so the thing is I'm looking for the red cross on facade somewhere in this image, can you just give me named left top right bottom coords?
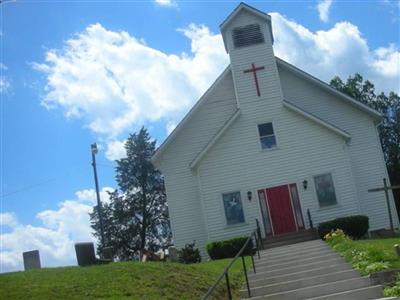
left=243, top=63, right=265, bottom=97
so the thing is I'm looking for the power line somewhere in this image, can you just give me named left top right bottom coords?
left=1, top=176, right=64, bottom=198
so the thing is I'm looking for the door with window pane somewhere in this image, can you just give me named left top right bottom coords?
left=258, top=183, right=305, bottom=236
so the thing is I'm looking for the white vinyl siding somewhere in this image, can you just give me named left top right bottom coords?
left=157, top=69, right=237, bottom=256
left=198, top=106, right=358, bottom=242
left=278, top=62, right=399, bottom=230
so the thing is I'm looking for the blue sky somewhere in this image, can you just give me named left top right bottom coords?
left=1, top=0, right=399, bottom=272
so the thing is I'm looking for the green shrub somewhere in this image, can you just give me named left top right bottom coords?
left=179, top=242, right=201, bottom=264
left=318, top=215, right=369, bottom=239
left=206, top=237, right=254, bottom=260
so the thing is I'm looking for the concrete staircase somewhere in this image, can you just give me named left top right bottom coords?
left=261, top=229, right=318, bottom=249
left=241, top=239, right=386, bottom=299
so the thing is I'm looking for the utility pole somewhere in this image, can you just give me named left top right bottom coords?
left=91, top=143, right=106, bottom=249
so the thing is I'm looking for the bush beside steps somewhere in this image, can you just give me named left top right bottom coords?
left=318, top=215, right=369, bottom=239
left=206, top=236, right=254, bottom=260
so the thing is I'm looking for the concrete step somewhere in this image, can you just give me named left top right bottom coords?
left=259, top=245, right=332, bottom=261
left=305, top=285, right=383, bottom=300
left=249, top=257, right=345, bottom=279
left=254, top=255, right=344, bottom=274
left=241, top=269, right=360, bottom=297
left=260, top=240, right=326, bottom=255
left=248, top=263, right=353, bottom=287
left=259, top=244, right=329, bottom=259
left=244, top=277, right=371, bottom=300
left=258, top=248, right=333, bottom=265
left=256, top=253, right=340, bottom=270
left=263, top=235, right=318, bottom=249
left=262, top=229, right=317, bottom=243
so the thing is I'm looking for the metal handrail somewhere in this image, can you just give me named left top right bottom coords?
left=201, top=229, right=261, bottom=300
left=307, top=209, right=313, bottom=229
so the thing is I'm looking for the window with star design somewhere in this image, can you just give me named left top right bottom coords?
left=222, top=191, right=245, bottom=225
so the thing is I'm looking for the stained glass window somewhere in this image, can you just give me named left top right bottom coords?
left=314, top=173, right=337, bottom=207
left=222, top=192, right=245, bottom=225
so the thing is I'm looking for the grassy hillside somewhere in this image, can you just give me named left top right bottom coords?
left=0, top=259, right=248, bottom=300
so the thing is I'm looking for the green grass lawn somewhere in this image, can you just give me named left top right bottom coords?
left=354, top=238, right=400, bottom=269
left=326, top=234, right=400, bottom=297
left=328, top=236, right=400, bottom=275
left=0, top=258, right=250, bottom=300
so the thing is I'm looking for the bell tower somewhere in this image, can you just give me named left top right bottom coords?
left=220, top=3, right=283, bottom=110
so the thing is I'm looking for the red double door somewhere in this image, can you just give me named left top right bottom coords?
left=261, top=184, right=304, bottom=235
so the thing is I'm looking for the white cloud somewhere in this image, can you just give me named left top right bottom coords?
left=166, top=121, right=177, bottom=135
left=270, top=13, right=400, bottom=93
left=0, top=63, right=10, bottom=94
left=317, top=0, right=333, bottom=23
left=0, top=77, right=10, bottom=93
left=105, top=140, right=126, bottom=161
left=0, top=187, right=113, bottom=273
left=34, top=16, right=399, bottom=154
left=0, top=212, right=18, bottom=228
left=154, top=0, right=177, bottom=7
left=34, top=23, right=227, bottom=140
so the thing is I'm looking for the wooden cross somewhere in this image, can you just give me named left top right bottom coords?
left=368, top=178, right=400, bottom=236
left=243, top=63, right=265, bottom=97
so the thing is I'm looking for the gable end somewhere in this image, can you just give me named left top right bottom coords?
left=152, top=66, right=234, bottom=166
left=276, top=57, right=382, bottom=121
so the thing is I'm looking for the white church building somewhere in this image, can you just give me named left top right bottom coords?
left=152, top=3, right=399, bottom=256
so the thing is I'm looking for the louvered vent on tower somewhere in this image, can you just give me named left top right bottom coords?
left=232, top=23, right=264, bottom=48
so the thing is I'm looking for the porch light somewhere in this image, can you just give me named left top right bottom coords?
left=247, top=191, right=252, bottom=201
left=303, top=180, right=308, bottom=190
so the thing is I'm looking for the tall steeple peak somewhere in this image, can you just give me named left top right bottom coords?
left=220, top=2, right=274, bottom=54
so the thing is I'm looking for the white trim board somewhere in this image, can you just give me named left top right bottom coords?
left=151, top=66, right=232, bottom=165
left=276, top=57, right=382, bottom=121
left=190, top=109, right=241, bottom=170
left=283, top=100, right=352, bottom=141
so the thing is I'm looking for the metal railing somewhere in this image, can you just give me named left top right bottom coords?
left=202, top=224, right=263, bottom=300
left=307, top=209, right=313, bottom=229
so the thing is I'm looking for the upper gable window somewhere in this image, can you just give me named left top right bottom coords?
left=232, top=23, right=264, bottom=49
left=258, top=122, right=276, bottom=149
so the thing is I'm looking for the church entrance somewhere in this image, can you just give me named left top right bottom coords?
left=258, top=183, right=305, bottom=236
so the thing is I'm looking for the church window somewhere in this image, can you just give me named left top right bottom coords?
left=314, top=173, right=337, bottom=207
left=258, top=122, right=276, bottom=149
left=232, top=23, right=264, bottom=48
left=222, top=191, right=245, bottom=225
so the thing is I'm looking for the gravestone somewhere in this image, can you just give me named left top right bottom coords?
left=23, top=250, right=41, bottom=270
left=75, top=242, right=97, bottom=266
left=395, top=244, right=400, bottom=257
left=168, top=246, right=179, bottom=262
left=101, top=246, right=114, bottom=261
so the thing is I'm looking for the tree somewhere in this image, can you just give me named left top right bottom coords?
left=330, top=74, right=400, bottom=219
left=90, top=127, right=172, bottom=260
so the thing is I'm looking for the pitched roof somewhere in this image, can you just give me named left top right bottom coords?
left=283, top=100, right=351, bottom=141
left=276, top=57, right=382, bottom=121
left=152, top=57, right=381, bottom=166
left=151, top=66, right=233, bottom=165
left=189, top=109, right=241, bottom=170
